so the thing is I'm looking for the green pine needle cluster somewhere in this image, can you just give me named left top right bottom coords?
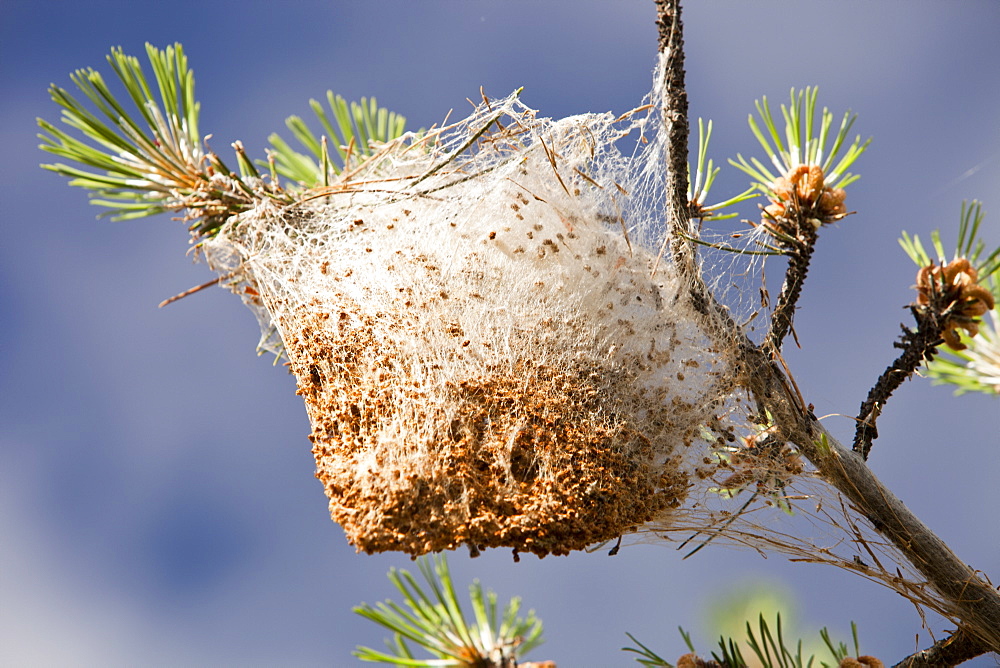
left=688, top=118, right=757, bottom=222
left=900, top=201, right=1000, bottom=395
left=353, top=555, right=544, bottom=667
left=268, top=92, right=407, bottom=188
left=623, top=615, right=861, bottom=668
left=355, top=556, right=867, bottom=668
left=38, top=43, right=408, bottom=240
left=899, top=200, right=1000, bottom=280
left=731, top=87, right=870, bottom=196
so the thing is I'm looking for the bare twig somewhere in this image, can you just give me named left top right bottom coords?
left=157, top=274, right=229, bottom=307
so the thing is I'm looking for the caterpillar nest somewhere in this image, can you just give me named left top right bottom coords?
left=202, top=88, right=743, bottom=558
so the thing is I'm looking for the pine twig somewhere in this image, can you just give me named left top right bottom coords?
left=764, top=216, right=819, bottom=353
left=852, top=308, right=943, bottom=459
left=732, top=89, right=868, bottom=354
left=854, top=256, right=995, bottom=460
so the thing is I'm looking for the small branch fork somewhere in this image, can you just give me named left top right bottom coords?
left=655, top=1, right=1000, bottom=664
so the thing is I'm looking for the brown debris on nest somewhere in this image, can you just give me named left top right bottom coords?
left=283, top=304, right=692, bottom=557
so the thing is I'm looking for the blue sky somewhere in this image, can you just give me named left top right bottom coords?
left=2, top=1, right=999, bottom=665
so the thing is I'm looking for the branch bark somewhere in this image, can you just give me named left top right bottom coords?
left=763, top=220, right=818, bottom=354
left=853, top=308, right=945, bottom=459
left=654, top=0, right=1000, bottom=661
left=893, top=629, right=987, bottom=668
left=746, top=343, right=1000, bottom=656
left=654, top=0, right=693, bottom=268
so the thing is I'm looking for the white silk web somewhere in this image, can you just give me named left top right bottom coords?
left=195, top=56, right=957, bottom=628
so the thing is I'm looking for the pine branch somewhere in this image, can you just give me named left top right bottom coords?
left=655, top=0, right=693, bottom=267
left=893, top=630, right=987, bottom=668
left=746, top=346, right=1000, bottom=654
left=654, top=1, right=1000, bottom=658
left=903, top=205, right=1000, bottom=396
left=731, top=88, right=869, bottom=353
left=654, top=0, right=745, bottom=360
left=38, top=43, right=409, bottom=242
